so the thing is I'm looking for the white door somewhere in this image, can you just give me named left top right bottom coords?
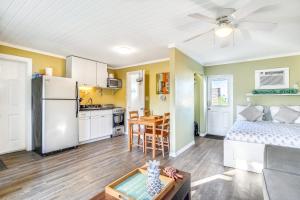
left=207, top=75, right=233, bottom=136
left=0, top=59, right=26, bottom=154
left=126, top=70, right=145, bottom=125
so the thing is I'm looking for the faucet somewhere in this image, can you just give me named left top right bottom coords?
left=87, top=98, right=93, bottom=105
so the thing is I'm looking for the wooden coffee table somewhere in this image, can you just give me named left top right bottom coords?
left=91, top=169, right=191, bottom=200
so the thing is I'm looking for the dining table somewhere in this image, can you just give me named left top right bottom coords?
left=127, top=115, right=163, bottom=159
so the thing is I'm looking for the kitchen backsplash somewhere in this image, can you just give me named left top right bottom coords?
left=79, top=87, right=117, bottom=105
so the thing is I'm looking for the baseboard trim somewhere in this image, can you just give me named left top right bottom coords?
left=170, top=140, right=195, bottom=158
left=79, top=135, right=111, bottom=145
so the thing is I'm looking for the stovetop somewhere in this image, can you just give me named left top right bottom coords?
left=113, top=107, right=125, bottom=114
left=80, top=104, right=115, bottom=111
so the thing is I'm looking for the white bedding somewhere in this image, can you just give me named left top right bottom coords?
left=225, top=120, right=300, bottom=148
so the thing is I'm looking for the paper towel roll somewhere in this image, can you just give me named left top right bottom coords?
left=45, top=67, right=53, bottom=76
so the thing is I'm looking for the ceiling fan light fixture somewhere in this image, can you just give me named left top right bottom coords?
left=215, top=24, right=233, bottom=38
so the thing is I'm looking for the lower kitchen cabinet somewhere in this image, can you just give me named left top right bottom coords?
left=79, top=111, right=91, bottom=142
left=79, top=110, right=113, bottom=143
left=90, top=111, right=101, bottom=139
left=100, top=114, right=113, bottom=136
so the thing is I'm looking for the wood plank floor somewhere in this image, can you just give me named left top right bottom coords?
left=0, top=136, right=263, bottom=200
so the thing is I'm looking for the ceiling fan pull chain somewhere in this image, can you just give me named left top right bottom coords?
left=213, top=32, right=216, bottom=48
left=233, top=30, right=235, bottom=47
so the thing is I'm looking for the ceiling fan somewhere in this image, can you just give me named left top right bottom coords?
left=183, top=0, right=278, bottom=45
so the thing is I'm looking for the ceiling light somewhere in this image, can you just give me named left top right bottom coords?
left=215, top=24, right=233, bottom=38
left=113, top=46, right=135, bottom=55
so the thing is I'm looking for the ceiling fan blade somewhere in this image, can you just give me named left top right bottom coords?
left=239, top=21, right=277, bottom=31
left=189, top=0, right=221, bottom=18
left=238, top=28, right=252, bottom=40
left=231, top=0, right=277, bottom=21
left=216, top=34, right=233, bottom=48
left=219, top=38, right=231, bottom=48
left=183, top=29, right=214, bottom=43
left=188, top=13, right=216, bottom=24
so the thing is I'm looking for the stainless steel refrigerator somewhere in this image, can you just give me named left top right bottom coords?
left=32, top=76, right=79, bottom=155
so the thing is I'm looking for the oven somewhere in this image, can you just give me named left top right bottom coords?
left=112, top=107, right=125, bottom=136
left=113, top=112, right=124, bottom=127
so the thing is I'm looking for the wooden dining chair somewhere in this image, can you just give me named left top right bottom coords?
left=129, top=111, right=144, bottom=151
left=144, top=109, right=150, bottom=116
left=144, top=112, right=170, bottom=157
left=156, top=112, right=170, bottom=157
left=143, top=109, right=153, bottom=132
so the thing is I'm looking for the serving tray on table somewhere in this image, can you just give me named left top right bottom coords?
left=105, top=168, right=175, bottom=200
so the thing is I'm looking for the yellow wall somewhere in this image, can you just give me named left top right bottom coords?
left=169, top=48, right=204, bottom=154
left=0, top=45, right=65, bottom=76
left=0, top=45, right=117, bottom=105
left=205, top=55, right=300, bottom=119
left=80, top=61, right=170, bottom=111
left=79, top=69, right=117, bottom=105
left=0, top=45, right=170, bottom=111
left=79, top=87, right=117, bottom=105
left=113, top=61, right=170, bottom=115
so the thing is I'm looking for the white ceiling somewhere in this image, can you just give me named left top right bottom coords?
left=1, top=0, right=300, bottom=67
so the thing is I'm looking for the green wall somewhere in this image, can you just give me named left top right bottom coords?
left=170, top=48, right=204, bottom=155
left=194, top=74, right=201, bottom=130
left=205, top=55, right=300, bottom=119
left=194, top=73, right=205, bottom=133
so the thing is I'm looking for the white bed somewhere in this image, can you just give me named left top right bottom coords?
left=226, top=120, right=300, bottom=147
left=224, top=106, right=300, bottom=173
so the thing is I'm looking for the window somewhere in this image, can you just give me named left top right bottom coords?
left=211, top=79, right=229, bottom=106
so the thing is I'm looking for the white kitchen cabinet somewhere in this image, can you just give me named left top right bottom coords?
left=78, top=111, right=91, bottom=142
left=96, top=62, right=108, bottom=88
left=66, top=56, right=97, bottom=86
left=78, top=110, right=112, bottom=143
left=100, top=113, right=113, bottom=137
left=90, top=111, right=101, bottom=139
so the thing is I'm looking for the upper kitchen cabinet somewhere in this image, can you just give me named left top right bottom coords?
left=66, top=56, right=97, bottom=86
left=66, top=56, right=108, bottom=87
left=96, top=62, right=108, bottom=88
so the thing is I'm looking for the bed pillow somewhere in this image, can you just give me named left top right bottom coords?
left=237, top=105, right=264, bottom=121
left=239, top=106, right=263, bottom=122
left=270, top=106, right=300, bottom=123
left=296, top=113, right=300, bottom=124
left=273, top=106, right=300, bottom=124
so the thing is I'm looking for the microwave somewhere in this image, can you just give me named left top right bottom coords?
left=107, top=78, right=122, bottom=88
